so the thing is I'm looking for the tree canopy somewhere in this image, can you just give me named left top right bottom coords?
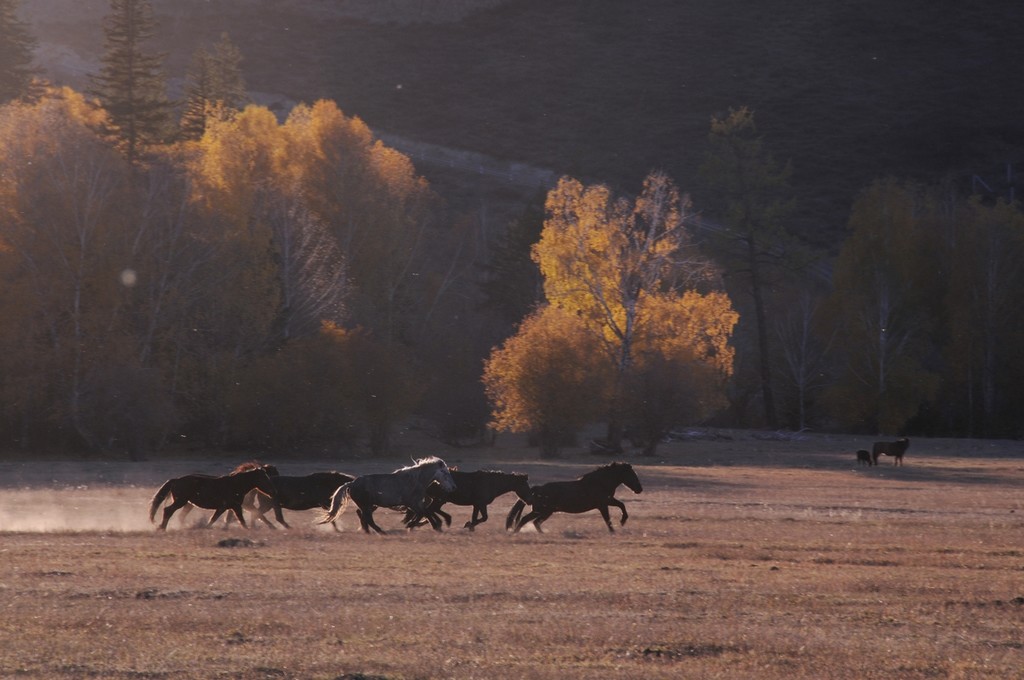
left=483, top=171, right=738, bottom=456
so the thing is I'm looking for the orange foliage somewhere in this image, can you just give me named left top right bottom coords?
left=482, top=306, right=611, bottom=440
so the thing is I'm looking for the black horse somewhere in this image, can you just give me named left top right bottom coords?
left=149, top=465, right=278, bottom=531
left=872, top=437, right=910, bottom=466
left=404, top=470, right=532, bottom=531
left=246, top=471, right=357, bottom=530
left=505, top=462, right=643, bottom=533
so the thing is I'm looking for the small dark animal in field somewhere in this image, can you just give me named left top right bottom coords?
left=872, top=437, right=910, bottom=466
left=317, top=456, right=457, bottom=534
left=856, top=449, right=873, bottom=466
left=506, top=461, right=643, bottom=534
left=148, top=464, right=277, bottom=530
left=404, top=469, right=532, bottom=531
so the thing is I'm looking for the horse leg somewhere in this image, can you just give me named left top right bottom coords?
left=229, top=505, right=249, bottom=529
left=364, top=510, right=386, bottom=535
left=252, top=508, right=277, bottom=529
left=608, top=498, right=628, bottom=526
left=426, top=511, right=444, bottom=532
left=269, top=503, right=289, bottom=529
left=439, top=508, right=452, bottom=527
left=159, top=498, right=188, bottom=531
left=598, top=504, right=615, bottom=533
left=466, top=505, right=488, bottom=530
left=404, top=510, right=431, bottom=529
left=357, top=506, right=385, bottom=534
left=207, top=508, right=227, bottom=526
left=531, top=511, right=552, bottom=533
left=515, top=509, right=548, bottom=533
left=505, top=500, right=526, bottom=531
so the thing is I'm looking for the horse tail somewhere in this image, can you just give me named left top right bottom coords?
left=505, top=498, right=526, bottom=532
left=149, top=479, right=174, bottom=523
left=318, top=482, right=352, bottom=525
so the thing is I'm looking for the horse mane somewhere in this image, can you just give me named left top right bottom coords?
left=580, top=461, right=630, bottom=480
left=395, top=456, right=446, bottom=472
left=230, top=460, right=278, bottom=476
left=476, top=469, right=524, bottom=477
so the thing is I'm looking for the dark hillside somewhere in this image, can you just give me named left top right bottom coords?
left=230, top=0, right=1024, bottom=246
left=30, top=0, right=1024, bottom=247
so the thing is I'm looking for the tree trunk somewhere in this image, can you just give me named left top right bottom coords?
left=748, top=243, right=777, bottom=428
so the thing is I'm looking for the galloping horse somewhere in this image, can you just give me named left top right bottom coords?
left=404, top=469, right=531, bottom=531
left=318, top=456, right=457, bottom=534
left=245, top=471, right=356, bottom=530
left=872, top=437, right=910, bottom=466
left=149, top=464, right=277, bottom=530
left=177, top=464, right=355, bottom=530
left=506, top=462, right=643, bottom=533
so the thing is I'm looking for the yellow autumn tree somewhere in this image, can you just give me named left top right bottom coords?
left=188, top=99, right=433, bottom=451
left=624, top=290, right=737, bottom=454
left=482, top=306, right=611, bottom=457
left=534, top=171, right=736, bottom=451
left=268, top=100, right=436, bottom=340
left=485, top=171, right=737, bottom=455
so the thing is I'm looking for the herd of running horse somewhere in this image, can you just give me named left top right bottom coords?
left=148, top=457, right=645, bottom=535
left=148, top=437, right=907, bottom=534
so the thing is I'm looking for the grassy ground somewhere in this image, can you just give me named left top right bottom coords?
left=1, top=431, right=1021, bottom=678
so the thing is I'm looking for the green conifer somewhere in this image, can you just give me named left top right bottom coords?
left=0, top=0, right=38, bottom=104
left=89, top=0, right=171, bottom=163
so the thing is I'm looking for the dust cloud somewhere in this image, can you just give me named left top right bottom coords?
left=0, top=487, right=156, bottom=532
left=0, top=458, right=240, bottom=533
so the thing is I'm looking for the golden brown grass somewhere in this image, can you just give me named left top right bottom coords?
left=0, top=431, right=1022, bottom=678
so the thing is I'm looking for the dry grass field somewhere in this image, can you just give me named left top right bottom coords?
left=1, top=431, right=1022, bottom=679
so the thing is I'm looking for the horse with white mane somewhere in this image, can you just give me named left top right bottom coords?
left=318, top=456, right=456, bottom=534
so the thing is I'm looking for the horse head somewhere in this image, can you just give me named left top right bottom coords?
left=511, top=473, right=532, bottom=502
left=616, top=462, right=643, bottom=494
left=250, top=467, right=278, bottom=498
left=431, top=460, right=457, bottom=494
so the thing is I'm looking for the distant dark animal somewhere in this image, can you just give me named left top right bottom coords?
left=872, top=437, right=910, bottom=466
left=148, top=465, right=278, bottom=530
left=856, top=449, right=873, bottom=466
left=505, top=462, right=643, bottom=534
left=404, top=470, right=532, bottom=531
left=317, top=456, right=457, bottom=534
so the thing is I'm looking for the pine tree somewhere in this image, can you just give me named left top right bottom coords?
left=89, top=0, right=171, bottom=163
left=0, top=0, right=37, bottom=104
left=179, top=32, right=248, bottom=141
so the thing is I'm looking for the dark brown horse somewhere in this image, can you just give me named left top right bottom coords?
left=149, top=465, right=277, bottom=530
left=872, top=437, right=909, bottom=466
left=505, top=462, right=643, bottom=533
left=856, top=449, right=873, bottom=466
left=404, top=469, right=532, bottom=531
left=245, top=471, right=356, bottom=530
